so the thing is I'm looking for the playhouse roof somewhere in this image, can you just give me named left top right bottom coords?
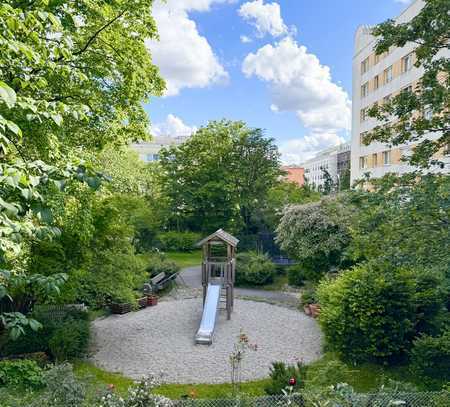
left=196, top=229, right=239, bottom=247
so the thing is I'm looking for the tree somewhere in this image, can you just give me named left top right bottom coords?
left=365, top=0, right=449, bottom=168
left=321, top=167, right=336, bottom=195
left=0, top=0, right=164, bottom=336
left=159, top=120, right=281, bottom=233
left=348, top=173, right=450, bottom=272
left=276, top=196, right=353, bottom=276
left=260, top=181, right=320, bottom=231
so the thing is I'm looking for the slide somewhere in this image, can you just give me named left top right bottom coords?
left=195, top=284, right=221, bottom=345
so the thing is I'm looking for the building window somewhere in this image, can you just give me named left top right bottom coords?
left=372, top=153, right=378, bottom=167
left=382, top=150, right=391, bottom=165
left=384, top=66, right=393, bottom=84
left=361, top=57, right=370, bottom=74
left=359, top=156, right=368, bottom=169
left=361, top=82, right=369, bottom=98
left=424, top=106, right=433, bottom=120
left=402, top=84, right=413, bottom=94
left=373, top=75, right=380, bottom=90
left=374, top=53, right=380, bottom=65
left=402, top=53, right=413, bottom=73
left=360, top=108, right=368, bottom=122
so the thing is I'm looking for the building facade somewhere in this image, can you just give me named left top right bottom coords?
left=351, top=0, right=449, bottom=184
left=302, top=142, right=350, bottom=190
left=280, top=166, right=305, bottom=186
left=130, top=134, right=190, bottom=163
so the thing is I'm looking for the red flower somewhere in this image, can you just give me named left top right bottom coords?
left=289, top=377, right=296, bottom=386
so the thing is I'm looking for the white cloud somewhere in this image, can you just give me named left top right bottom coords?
left=152, top=114, right=197, bottom=137
left=279, top=132, right=345, bottom=165
left=146, top=0, right=230, bottom=96
left=240, top=35, right=252, bottom=43
left=238, top=0, right=288, bottom=38
left=242, top=37, right=351, bottom=132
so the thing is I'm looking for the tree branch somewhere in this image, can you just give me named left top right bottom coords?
left=72, top=10, right=127, bottom=58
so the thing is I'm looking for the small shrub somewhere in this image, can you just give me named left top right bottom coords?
left=49, top=319, right=90, bottom=361
left=264, top=361, right=306, bottom=395
left=306, top=359, right=353, bottom=388
left=0, top=359, right=45, bottom=389
left=32, top=363, right=86, bottom=407
left=146, top=252, right=180, bottom=277
left=301, top=287, right=317, bottom=306
left=157, top=231, right=201, bottom=252
left=410, top=329, right=450, bottom=380
left=235, top=252, right=275, bottom=286
left=287, top=265, right=308, bottom=287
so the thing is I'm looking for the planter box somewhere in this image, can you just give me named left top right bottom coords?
left=147, top=295, right=158, bottom=306
left=110, top=302, right=132, bottom=314
left=137, top=297, right=148, bottom=309
left=309, top=303, right=321, bottom=318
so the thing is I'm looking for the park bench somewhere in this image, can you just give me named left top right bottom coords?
left=147, top=272, right=178, bottom=293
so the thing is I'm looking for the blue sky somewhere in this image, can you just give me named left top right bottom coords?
left=144, top=0, right=412, bottom=163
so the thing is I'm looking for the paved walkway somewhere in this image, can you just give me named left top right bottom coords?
left=177, top=266, right=299, bottom=307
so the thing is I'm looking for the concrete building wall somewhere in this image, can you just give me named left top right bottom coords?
left=130, top=135, right=190, bottom=163
left=351, top=0, right=450, bottom=184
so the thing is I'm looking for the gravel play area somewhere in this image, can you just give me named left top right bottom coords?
left=90, top=298, right=322, bottom=384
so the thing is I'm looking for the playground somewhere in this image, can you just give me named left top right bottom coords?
left=89, top=229, right=322, bottom=384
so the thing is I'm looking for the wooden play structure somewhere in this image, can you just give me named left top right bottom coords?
left=197, top=229, right=238, bottom=320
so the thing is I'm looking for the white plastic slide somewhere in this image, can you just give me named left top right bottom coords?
left=195, top=283, right=221, bottom=345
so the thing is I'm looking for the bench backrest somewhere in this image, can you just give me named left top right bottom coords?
left=151, top=272, right=166, bottom=285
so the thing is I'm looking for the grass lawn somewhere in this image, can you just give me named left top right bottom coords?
left=72, top=352, right=445, bottom=400
left=165, top=250, right=202, bottom=268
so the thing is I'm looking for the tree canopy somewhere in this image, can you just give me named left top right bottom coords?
left=159, top=120, right=281, bottom=234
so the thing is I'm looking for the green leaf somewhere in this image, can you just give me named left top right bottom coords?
left=0, top=81, right=16, bottom=108
left=5, top=120, right=22, bottom=137
left=28, top=318, right=43, bottom=332
left=0, top=197, right=19, bottom=216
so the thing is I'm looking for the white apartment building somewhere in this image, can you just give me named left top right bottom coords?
left=351, top=0, right=450, bottom=184
left=130, top=134, right=190, bottom=163
left=302, top=142, right=350, bottom=190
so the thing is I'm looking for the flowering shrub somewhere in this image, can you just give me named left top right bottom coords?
left=98, top=377, right=173, bottom=407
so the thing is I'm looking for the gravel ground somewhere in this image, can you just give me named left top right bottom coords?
left=90, top=298, right=322, bottom=384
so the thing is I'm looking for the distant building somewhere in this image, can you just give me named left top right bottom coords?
left=281, top=166, right=305, bottom=186
left=351, top=0, right=450, bottom=184
left=130, top=134, right=190, bottom=163
left=301, top=142, right=351, bottom=190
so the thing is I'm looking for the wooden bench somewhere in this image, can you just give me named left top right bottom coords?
left=148, top=272, right=178, bottom=293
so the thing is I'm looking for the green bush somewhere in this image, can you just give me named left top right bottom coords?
left=265, top=361, right=306, bottom=395
left=301, top=287, right=317, bottom=306
left=146, top=252, right=180, bottom=278
left=0, top=308, right=90, bottom=361
left=317, top=262, right=419, bottom=362
left=287, top=265, right=308, bottom=287
left=0, top=359, right=45, bottom=389
left=410, top=329, right=450, bottom=380
left=49, top=318, right=90, bottom=361
left=157, top=231, right=201, bottom=252
left=235, top=251, right=275, bottom=286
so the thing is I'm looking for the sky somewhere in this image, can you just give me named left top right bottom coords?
left=143, top=0, right=413, bottom=164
